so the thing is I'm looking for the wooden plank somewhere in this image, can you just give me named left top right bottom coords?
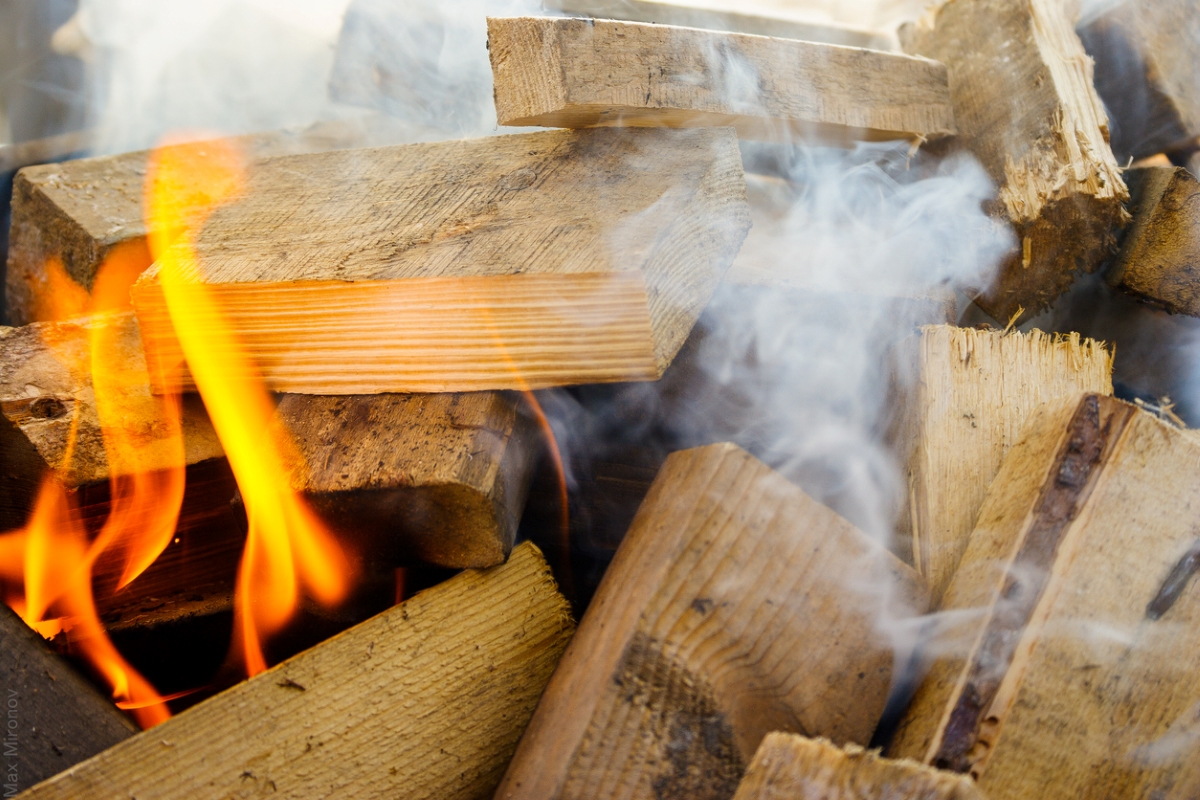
left=19, top=541, right=575, bottom=800
left=131, top=127, right=750, bottom=394
left=900, top=0, right=1129, bottom=321
left=1106, top=166, right=1200, bottom=316
left=488, top=17, right=954, bottom=144
left=732, top=732, right=984, bottom=800
left=892, top=325, right=1113, bottom=601
left=496, top=443, right=930, bottom=800
left=0, top=603, right=137, bottom=795
left=543, top=0, right=894, bottom=49
left=889, top=394, right=1200, bottom=798
left=5, top=119, right=410, bottom=326
left=1078, top=0, right=1200, bottom=162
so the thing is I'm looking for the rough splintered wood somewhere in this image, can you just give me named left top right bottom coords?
left=890, top=394, right=1200, bottom=798
left=488, top=17, right=954, bottom=144
left=19, top=541, right=575, bottom=800
left=1077, top=0, right=1200, bottom=162
left=0, top=603, right=137, bottom=794
left=543, top=0, right=894, bottom=50
left=1107, top=166, right=1200, bottom=316
left=5, top=120, right=408, bottom=327
left=131, top=127, right=749, bottom=394
left=276, top=391, right=538, bottom=568
left=901, top=0, right=1129, bottom=321
left=893, top=325, right=1112, bottom=602
left=496, top=443, right=930, bottom=800
left=732, top=732, right=984, bottom=800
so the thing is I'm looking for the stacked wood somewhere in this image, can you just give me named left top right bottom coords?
left=1106, top=166, right=1200, bottom=316
left=487, top=17, right=954, bottom=144
left=5, top=119, right=408, bottom=327
left=543, top=0, right=894, bottom=50
left=19, top=542, right=575, bottom=800
left=497, top=443, right=930, bottom=800
left=1077, top=0, right=1200, bottom=162
left=890, top=394, right=1200, bottom=798
left=892, top=325, right=1113, bottom=601
left=131, top=127, right=750, bottom=394
left=0, top=603, right=137, bottom=794
left=732, top=732, right=984, bottom=800
left=900, top=0, right=1129, bottom=321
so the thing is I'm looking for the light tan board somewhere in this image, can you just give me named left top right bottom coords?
left=732, top=732, right=984, bottom=800
left=131, top=127, right=749, bottom=394
left=19, top=542, right=575, bottom=800
left=1107, top=166, right=1200, bottom=317
left=891, top=394, right=1200, bottom=799
left=488, top=17, right=954, bottom=143
left=543, top=0, right=893, bottom=49
left=893, top=325, right=1112, bottom=601
left=901, top=0, right=1128, bottom=321
left=496, top=443, right=930, bottom=800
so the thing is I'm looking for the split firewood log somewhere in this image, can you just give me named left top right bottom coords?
left=732, top=732, right=984, bottom=800
left=488, top=17, right=954, bottom=144
left=0, top=603, right=137, bottom=792
left=18, top=542, right=575, bottom=800
left=890, top=393, right=1200, bottom=799
left=900, top=0, right=1129, bottom=321
left=497, top=443, right=930, bottom=800
left=891, top=324, right=1113, bottom=601
left=1107, top=166, right=1200, bottom=316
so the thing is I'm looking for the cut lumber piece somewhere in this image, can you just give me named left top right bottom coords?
left=487, top=17, right=954, bottom=144
left=1107, top=166, right=1200, bottom=316
left=900, top=0, right=1129, bottom=321
left=0, top=603, right=137, bottom=794
left=892, top=325, right=1113, bottom=601
left=496, top=443, right=930, bottom=800
left=732, top=732, right=984, bottom=800
left=889, top=393, right=1200, bottom=798
left=543, top=0, right=894, bottom=49
left=1077, top=0, right=1200, bottom=162
left=5, top=118, right=411, bottom=326
left=20, top=541, right=575, bottom=800
left=132, top=127, right=749, bottom=394
left=276, top=391, right=539, bottom=568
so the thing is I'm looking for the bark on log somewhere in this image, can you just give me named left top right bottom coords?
left=497, top=443, right=930, bottom=800
left=19, top=541, right=575, bottom=800
left=890, top=393, right=1200, bottom=799
left=892, top=325, right=1113, bottom=601
left=488, top=17, right=955, bottom=144
left=732, top=732, right=984, bottom=800
left=900, top=0, right=1129, bottom=321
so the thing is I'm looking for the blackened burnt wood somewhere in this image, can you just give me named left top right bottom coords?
left=1107, top=166, right=1200, bottom=316
left=901, top=0, right=1128, bottom=321
left=496, top=443, right=930, bottom=800
left=890, top=394, right=1200, bottom=799
left=0, top=603, right=136, bottom=794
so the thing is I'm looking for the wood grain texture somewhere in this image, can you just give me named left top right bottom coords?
left=1107, top=166, right=1200, bottom=316
left=5, top=121, right=407, bottom=327
left=543, top=0, right=893, bottom=49
left=0, top=603, right=137, bottom=795
left=893, top=325, right=1112, bottom=602
left=901, top=0, right=1129, bottom=321
left=732, top=732, right=984, bottom=800
left=496, top=443, right=930, bottom=800
left=19, top=541, right=575, bottom=800
left=131, top=127, right=750, bottom=393
left=488, top=17, right=954, bottom=143
left=890, top=394, right=1200, bottom=799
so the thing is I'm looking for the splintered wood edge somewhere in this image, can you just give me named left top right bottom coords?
left=20, top=542, right=575, bottom=800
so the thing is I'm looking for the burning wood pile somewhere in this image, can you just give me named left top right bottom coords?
left=1, top=0, right=1199, bottom=798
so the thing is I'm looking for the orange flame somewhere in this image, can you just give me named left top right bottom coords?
left=144, top=138, right=352, bottom=676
